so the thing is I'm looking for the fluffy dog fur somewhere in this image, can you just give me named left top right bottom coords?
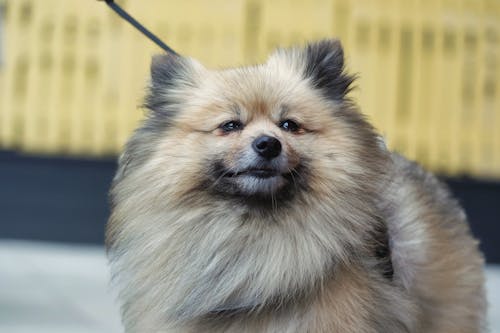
left=107, top=40, right=486, bottom=332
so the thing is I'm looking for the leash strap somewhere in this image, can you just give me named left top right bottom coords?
left=99, top=0, right=179, bottom=56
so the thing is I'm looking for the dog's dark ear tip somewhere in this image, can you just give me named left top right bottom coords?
left=307, top=39, right=343, bottom=53
left=150, top=53, right=185, bottom=86
left=151, top=53, right=181, bottom=68
left=305, top=39, right=344, bottom=68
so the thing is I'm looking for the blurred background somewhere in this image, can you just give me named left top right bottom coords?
left=0, top=0, right=499, bottom=332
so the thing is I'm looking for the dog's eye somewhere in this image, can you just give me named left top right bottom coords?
left=279, top=119, right=300, bottom=132
left=220, top=120, right=243, bottom=132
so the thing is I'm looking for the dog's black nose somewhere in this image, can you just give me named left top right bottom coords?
left=252, top=135, right=282, bottom=159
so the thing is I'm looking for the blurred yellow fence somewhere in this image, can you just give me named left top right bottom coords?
left=0, top=0, right=499, bottom=178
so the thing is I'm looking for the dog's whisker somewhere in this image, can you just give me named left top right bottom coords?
left=209, top=169, right=233, bottom=191
left=288, top=167, right=299, bottom=191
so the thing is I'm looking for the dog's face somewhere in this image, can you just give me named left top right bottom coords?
left=167, top=65, right=332, bottom=201
left=116, top=40, right=386, bottom=212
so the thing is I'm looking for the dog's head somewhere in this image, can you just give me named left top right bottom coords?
left=114, top=39, right=387, bottom=211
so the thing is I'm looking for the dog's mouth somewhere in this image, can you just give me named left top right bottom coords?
left=224, top=168, right=281, bottom=179
left=208, top=161, right=308, bottom=202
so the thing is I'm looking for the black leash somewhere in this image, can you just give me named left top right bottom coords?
left=98, top=0, right=179, bottom=56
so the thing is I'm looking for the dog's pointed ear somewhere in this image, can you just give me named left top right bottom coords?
left=145, top=53, right=203, bottom=111
left=150, top=54, right=191, bottom=87
left=303, top=40, right=355, bottom=100
left=270, top=39, right=355, bottom=101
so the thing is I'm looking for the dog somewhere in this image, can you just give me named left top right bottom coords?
left=107, top=39, right=486, bottom=332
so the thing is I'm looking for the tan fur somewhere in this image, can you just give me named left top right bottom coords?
left=107, top=40, right=486, bottom=332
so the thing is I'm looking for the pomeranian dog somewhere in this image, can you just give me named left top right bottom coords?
left=107, top=40, right=486, bottom=332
